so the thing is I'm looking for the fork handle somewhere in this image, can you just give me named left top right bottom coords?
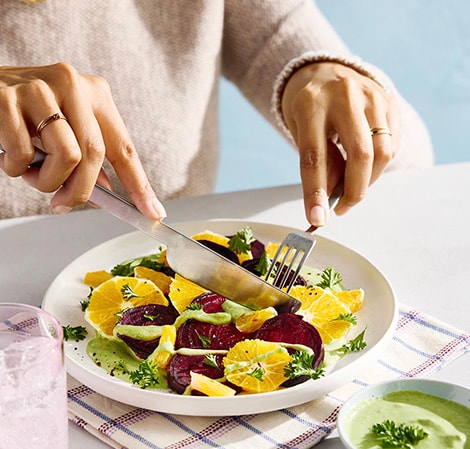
left=305, top=180, right=343, bottom=233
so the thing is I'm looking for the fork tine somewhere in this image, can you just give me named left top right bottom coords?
left=265, top=237, right=316, bottom=292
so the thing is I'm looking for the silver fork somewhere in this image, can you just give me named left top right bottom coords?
left=264, top=182, right=343, bottom=292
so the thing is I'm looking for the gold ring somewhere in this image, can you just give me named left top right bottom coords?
left=36, top=112, right=68, bottom=139
left=370, top=127, right=392, bottom=137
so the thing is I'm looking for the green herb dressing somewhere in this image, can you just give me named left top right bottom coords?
left=344, top=390, right=470, bottom=449
left=87, top=335, right=144, bottom=383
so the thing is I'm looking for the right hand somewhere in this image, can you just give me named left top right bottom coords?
left=0, top=62, right=166, bottom=219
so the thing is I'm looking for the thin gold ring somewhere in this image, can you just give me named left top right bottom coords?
left=370, top=127, right=392, bottom=137
left=36, top=112, right=68, bottom=139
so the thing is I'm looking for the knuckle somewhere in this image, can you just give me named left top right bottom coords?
left=84, top=138, right=106, bottom=164
left=299, top=147, right=322, bottom=171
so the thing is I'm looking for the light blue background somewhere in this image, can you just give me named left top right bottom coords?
left=216, top=0, right=470, bottom=193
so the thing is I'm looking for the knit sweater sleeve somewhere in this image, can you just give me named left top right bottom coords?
left=222, top=0, right=388, bottom=129
left=222, top=0, right=433, bottom=168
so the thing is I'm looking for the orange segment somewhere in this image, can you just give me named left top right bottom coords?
left=223, top=339, right=292, bottom=393
left=83, top=270, right=113, bottom=287
left=192, top=230, right=251, bottom=263
left=192, top=230, right=230, bottom=248
left=134, top=266, right=172, bottom=295
left=189, top=372, right=236, bottom=397
left=85, top=276, right=167, bottom=337
left=235, top=307, right=277, bottom=333
left=289, top=285, right=353, bottom=343
left=335, top=288, right=364, bottom=313
left=168, top=274, right=207, bottom=313
left=148, top=324, right=176, bottom=369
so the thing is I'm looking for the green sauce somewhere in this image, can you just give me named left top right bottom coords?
left=345, top=390, right=470, bottom=449
left=87, top=335, right=143, bottom=383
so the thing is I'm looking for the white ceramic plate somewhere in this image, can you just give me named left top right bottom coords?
left=42, top=219, right=397, bottom=416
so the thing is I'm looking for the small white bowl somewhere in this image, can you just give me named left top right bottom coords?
left=337, top=378, right=470, bottom=449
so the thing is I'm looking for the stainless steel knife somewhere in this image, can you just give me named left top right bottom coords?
left=0, top=145, right=300, bottom=312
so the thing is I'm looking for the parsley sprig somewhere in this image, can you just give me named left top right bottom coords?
left=316, top=267, right=344, bottom=290
left=111, top=253, right=165, bottom=276
left=284, top=351, right=325, bottom=380
left=331, top=329, right=367, bottom=356
left=228, top=226, right=255, bottom=255
left=62, top=325, right=88, bottom=341
left=129, top=360, right=161, bottom=389
left=371, top=420, right=428, bottom=448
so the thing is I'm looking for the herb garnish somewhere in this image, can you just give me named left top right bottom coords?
left=204, top=354, right=220, bottom=369
left=129, top=360, right=161, bottom=389
left=255, top=251, right=270, bottom=276
left=228, top=226, right=255, bottom=255
left=331, top=329, right=367, bottom=356
left=111, top=253, right=165, bottom=276
left=332, top=313, right=357, bottom=325
left=371, top=420, right=428, bottom=448
left=316, top=267, right=344, bottom=290
left=247, top=366, right=264, bottom=381
left=284, top=351, right=325, bottom=380
left=121, top=283, right=139, bottom=299
left=62, top=325, right=88, bottom=341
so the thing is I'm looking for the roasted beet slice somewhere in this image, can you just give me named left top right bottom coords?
left=117, top=304, right=178, bottom=359
left=167, top=353, right=225, bottom=394
left=250, top=239, right=265, bottom=259
left=119, top=304, right=178, bottom=326
left=197, top=240, right=240, bottom=264
left=191, top=292, right=226, bottom=313
left=176, top=321, right=245, bottom=350
left=254, top=313, right=324, bottom=386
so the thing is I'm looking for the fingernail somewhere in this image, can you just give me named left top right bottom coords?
left=309, top=205, right=326, bottom=227
left=152, top=198, right=167, bottom=219
left=53, top=205, right=72, bottom=215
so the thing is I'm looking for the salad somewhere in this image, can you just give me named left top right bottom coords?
left=76, top=226, right=367, bottom=397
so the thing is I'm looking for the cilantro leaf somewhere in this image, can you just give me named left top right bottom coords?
left=228, top=226, right=255, bottom=255
left=332, top=313, right=357, bottom=325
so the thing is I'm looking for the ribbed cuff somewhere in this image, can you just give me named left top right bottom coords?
left=271, top=51, right=389, bottom=139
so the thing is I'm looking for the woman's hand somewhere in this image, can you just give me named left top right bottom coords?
left=281, top=62, right=400, bottom=227
left=0, top=63, right=166, bottom=219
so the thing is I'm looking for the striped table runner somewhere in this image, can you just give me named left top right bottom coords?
left=68, top=304, right=470, bottom=449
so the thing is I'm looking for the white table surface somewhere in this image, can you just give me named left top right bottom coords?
left=1, top=162, right=469, bottom=448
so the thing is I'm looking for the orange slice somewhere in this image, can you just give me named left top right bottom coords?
left=83, top=270, right=113, bottom=287
left=235, top=307, right=277, bottom=333
left=189, top=372, right=236, bottom=397
left=168, top=274, right=207, bottom=313
left=192, top=230, right=251, bottom=263
left=134, top=266, right=172, bottom=295
left=85, top=276, right=168, bottom=337
left=289, top=285, right=353, bottom=343
left=223, top=339, right=292, bottom=393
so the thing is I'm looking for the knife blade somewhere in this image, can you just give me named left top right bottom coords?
left=0, top=145, right=300, bottom=312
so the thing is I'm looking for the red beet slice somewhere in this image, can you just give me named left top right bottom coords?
left=191, top=292, right=226, bottom=313
left=197, top=240, right=240, bottom=264
left=117, top=304, right=178, bottom=359
left=254, top=313, right=324, bottom=366
left=175, top=321, right=245, bottom=350
left=167, top=353, right=225, bottom=394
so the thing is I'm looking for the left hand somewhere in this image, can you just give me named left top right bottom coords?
left=281, top=61, right=400, bottom=227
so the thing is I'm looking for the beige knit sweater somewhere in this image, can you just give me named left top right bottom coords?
left=0, top=0, right=433, bottom=218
